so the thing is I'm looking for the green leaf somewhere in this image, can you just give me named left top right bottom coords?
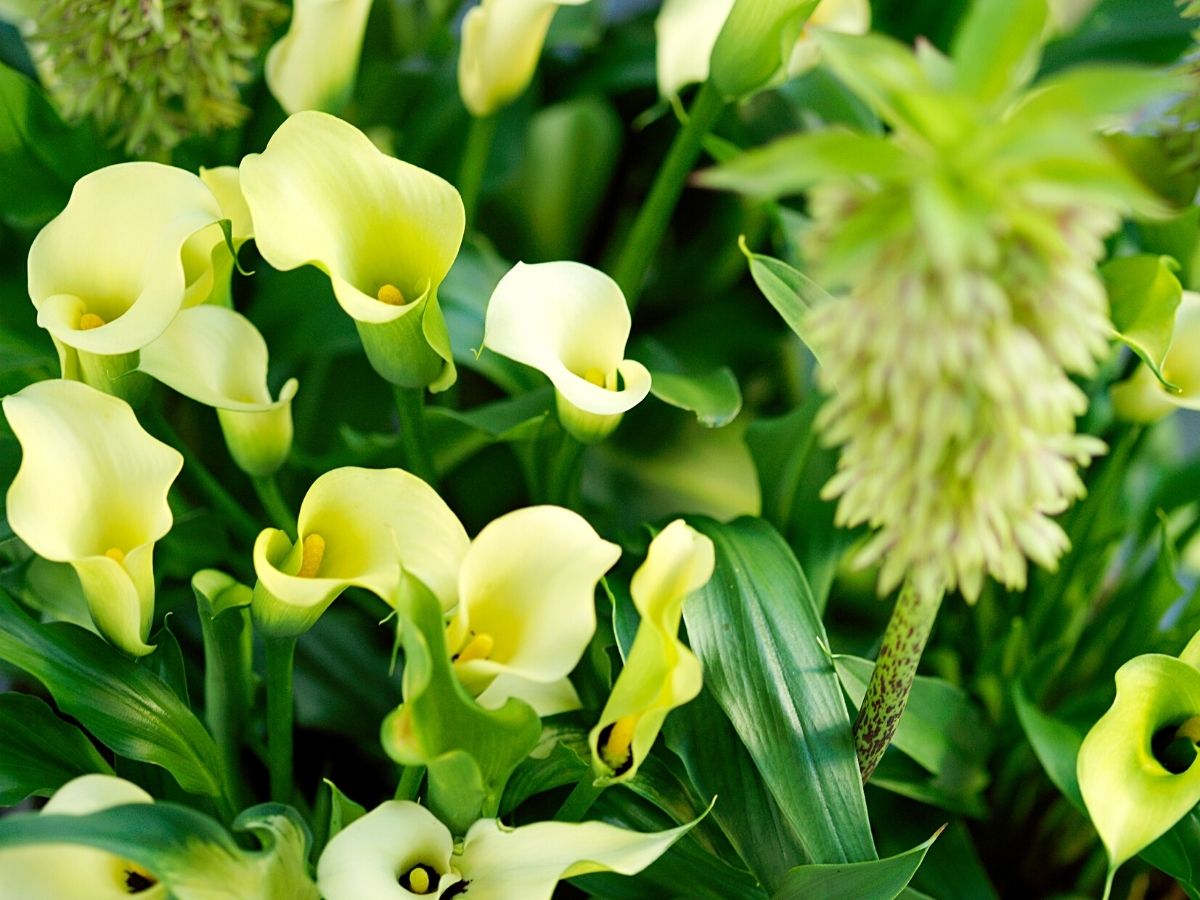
left=951, top=0, right=1047, bottom=104
left=1103, top=254, right=1183, bottom=388
left=0, top=693, right=113, bottom=805
left=683, top=517, right=876, bottom=863
left=1013, top=66, right=1186, bottom=127
left=0, top=590, right=225, bottom=799
left=648, top=368, right=742, bottom=428
left=739, top=239, right=833, bottom=361
left=322, top=779, right=366, bottom=842
left=772, top=830, right=942, bottom=900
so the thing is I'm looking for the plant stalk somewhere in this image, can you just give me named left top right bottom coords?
left=252, top=476, right=297, bottom=539
left=394, top=765, right=425, bottom=802
left=554, top=773, right=606, bottom=823
left=459, top=113, right=498, bottom=225
left=394, top=386, right=438, bottom=486
left=198, top=605, right=253, bottom=812
left=265, top=636, right=298, bottom=804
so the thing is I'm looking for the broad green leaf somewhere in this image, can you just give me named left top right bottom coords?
left=648, top=368, right=742, bottom=428
left=683, top=517, right=876, bottom=863
left=147, top=616, right=190, bottom=705
left=0, top=693, right=113, bottom=805
left=951, top=0, right=1047, bottom=105
left=1103, top=254, right=1183, bottom=388
left=739, top=239, right=833, bottom=361
left=322, top=779, right=366, bottom=842
left=1013, top=66, right=1186, bottom=128
left=772, top=830, right=942, bottom=900
left=0, top=590, right=225, bottom=798
left=426, top=388, right=554, bottom=474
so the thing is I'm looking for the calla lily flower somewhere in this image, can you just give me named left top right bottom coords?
left=252, top=467, right=470, bottom=637
left=198, top=166, right=255, bottom=310
left=240, top=111, right=463, bottom=391
left=458, top=0, right=589, bottom=118
left=3, top=380, right=183, bottom=657
left=1078, top=631, right=1200, bottom=871
left=28, top=162, right=225, bottom=401
left=446, top=506, right=620, bottom=713
left=266, top=0, right=373, bottom=115
left=139, top=306, right=298, bottom=478
left=483, top=261, right=651, bottom=443
left=589, top=520, right=714, bottom=782
left=317, top=799, right=694, bottom=900
left=1112, top=291, right=1200, bottom=424
left=0, top=775, right=162, bottom=900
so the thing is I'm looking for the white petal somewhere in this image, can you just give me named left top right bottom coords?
left=655, top=0, right=734, bottom=97
left=266, top=0, right=373, bottom=115
left=475, top=674, right=583, bottom=716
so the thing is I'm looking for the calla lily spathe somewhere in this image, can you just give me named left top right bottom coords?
left=1078, top=631, right=1200, bottom=872
left=483, top=261, right=651, bottom=443
left=139, top=306, right=298, bottom=477
left=3, top=380, right=182, bottom=657
left=317, top=799, right=693, bottom=900
left=0, top=775, right=162, bottom=900
left=1112, top=291, right=1200, bottom=423
left=240, top=111, right=463, bottom=391
left=458, top=0, right=589, bottom=117
left=590, top=520, right=714, bottom=782
left=266, top=0, right=373, bottom=115
left=252, top=467, right=470, bottom=637
left=446, top=506, right=620, bottom=714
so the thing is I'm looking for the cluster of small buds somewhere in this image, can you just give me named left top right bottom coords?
left=803, top=178, right=1116, bottom=602
left=31, top=0, right=285, bottom=155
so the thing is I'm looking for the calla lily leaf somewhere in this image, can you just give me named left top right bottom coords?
left=0, top=693, right=113, bottom=805
left=772, top=829, right=942, bottom=900
left=738, top=239, right=834, bottom=362
left=648, top=368, right=742, bottom=428
left=1104, top=255, right=1183, bottom=391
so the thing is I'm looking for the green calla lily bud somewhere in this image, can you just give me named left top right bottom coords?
left=589, top=520, right=714, bottom=782
left=198, top=166, right=255, bottom=310
left=708, top=0, right=820, bottom=100
left=240, top=112, right=463, bottom=391
left=483, top=261, right=652, bottom=443
left=266, top=0, right=372, bottom=115
left=1112, top=291, right=1200, bottom=424
left=252, top=467, right=469, bottom=637
left=317, top=798, right=696, bottom=900
left=3, top=380, right=182, bottom=657
left=1078, top=632, right=1200, bottom=873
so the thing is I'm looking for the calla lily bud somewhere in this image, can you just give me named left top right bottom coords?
left=458, top=0, right=590, bottom=118
left=3, top=380, right=183, bottom=657
left=589, top=520, right=714, bottom=782
left=317, top=799, right=695, bottom=900
left=28, top=162, right=225, bottom=403
left=710, top=0, right=820, bottom=99
left=1112, top=291, right=1200, bottom=424
left=0, top=775, right=162, bottom=900
left=1078, top=633, right=1200, bottom=871
left=241, top=112, right=462, bottom=391
left=139, top=306, right=298, bottom=478
left=483, top=261, right=651, bottom=443
left=266, top=0, right=373, bottom=115
left=252, top=467, right=469, bottom=638
left=446, top=506, right=620, bottom=714
left=198, top=166, right=255, bottom=309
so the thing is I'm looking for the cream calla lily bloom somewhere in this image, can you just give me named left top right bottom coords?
left=240, top=112, right=463, bottom=391
left=317, top=799, right=693, bottom=900
left=3, top=380, right=182, bottom=657
left=589, top=520, right=714, bottom=782
left=446, top=506, right=620, bottom=712
left=266, top=0, right=373, bottom=115
left=252, top=467, right=470, bottom=637
left=1112, top=291, right=1200, bottom=423
left=139, top=306, right=298, bottom=477
left=483, top=261, right=651, bottom=443
left=458, top=0, right=590, bottom=117
left=198, top=166, right=254, bottom=309
left=28, top=162, right=225, bottom=399
left=0, top=775, right=163, bottom=900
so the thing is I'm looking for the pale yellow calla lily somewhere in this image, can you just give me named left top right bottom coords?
left=445, top=506, right=620, bottom=709
left=483, top=261, right=651, bottom=442
left=317, top=799, right=693, bottom=900
left=1112, top=291, right=1200, bottom=423
left=0, top=775, right=163, bottom=900
left=3, top=380, right=182, bottom=657
left=198, top=166, right=254, bottom=309
left=589, top=520, right=714, bottom=782
left=28, top=162, right=225, bottom=399
left=139, top=306, right=298, bottom=478
left=266, top=0, right=373, bottom=115
left=240, top=112, right=463, bottom=391
left=458, top=0, right=590, bottom=117
left=252, top=467, right=470, bottom=637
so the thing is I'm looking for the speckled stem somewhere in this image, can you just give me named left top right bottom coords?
left=853, top=579, right=944, bottom=782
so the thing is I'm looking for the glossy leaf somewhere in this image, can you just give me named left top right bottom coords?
left=0, top=693, right=113, bottom=804
left=648, top=368, right=743, bottom=428
left=772, top=830, right=941, bottom=900
left=739, top=240, right=833, bottom=362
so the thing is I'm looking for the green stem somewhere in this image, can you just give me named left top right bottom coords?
left=610, top=81, right=726, bottom=309
left=459, top=113, right=497, bottom=225
left=265, top=636, right=298, bottom=804
left=555, top=773, right=606, bottom=823
left=252, top=476, right=297, bottom=539
left=852, top=579, right=944, bottom=783
left=547, top=431, right=586, bottom=509
left=394, top=386, right=438, bottom=486
left=198, top=605, right=253, bottom=812
left=394, top=765, right=425, bottom=801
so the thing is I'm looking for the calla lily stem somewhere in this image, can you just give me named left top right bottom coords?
left=394, top=386, right=438, bottom=486
left=198, top=605, right=253, bottom=812
left=252, top=475, right=297, bottom=539
left=610, top=81, right=726, bottom=310
left=265, top=635, right=298, bottom=803
left=394, top=765, right=425, bottom=801
left=546, top=430, right=586, bottom=509
left=554, top=773, right=606, bottom=823
left=459, top=113, right=498, bottom=224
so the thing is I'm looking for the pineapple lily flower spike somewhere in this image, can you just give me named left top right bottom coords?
left=317, top=798, right=697, bottom=900
left=240, top=111, right=463, bottom=392
left=483, top=261, right=652, bottom=443
left=3, top=380, right=182, bottom=657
